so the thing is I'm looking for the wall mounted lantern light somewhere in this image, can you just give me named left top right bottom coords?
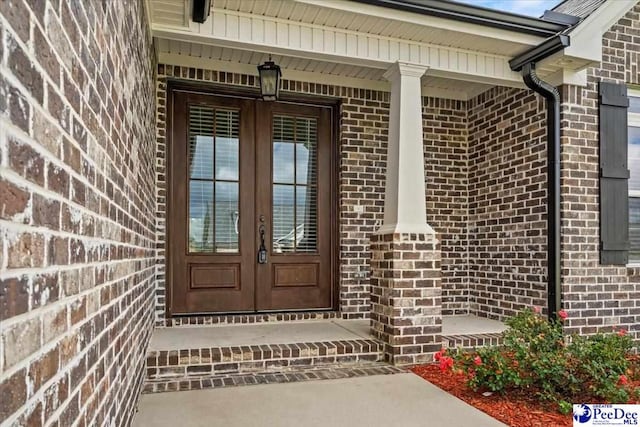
left=192, top=0, right=211, bottom=23
left=257, top=57, right=282, bottom=101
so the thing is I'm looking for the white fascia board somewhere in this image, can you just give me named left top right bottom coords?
left=294, top=0, right=544, bottom=47
left=152, top=8, right=525, bottom=88
left=562, top=0, right=637, bottom=66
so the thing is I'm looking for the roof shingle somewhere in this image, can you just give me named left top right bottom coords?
left=552, top=0, right=606, bottom=19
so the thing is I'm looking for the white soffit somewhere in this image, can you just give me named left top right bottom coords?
left=217, top=0, right=540, bottom=55
left=156, top=41, right=492, bottom=100
left=149, top=0, right=622, bottom=90
left=150, top=0, right=541, bottom=88
left=149, top=0, right=190, bottom=27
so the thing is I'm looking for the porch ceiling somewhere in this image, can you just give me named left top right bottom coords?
left=156, top=40, right=493, bottom=100
left=147, top=0, right=602, bottom=95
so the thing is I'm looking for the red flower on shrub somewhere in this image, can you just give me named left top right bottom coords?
left=434, top=348, right=446, bottom=362
left=474, top=356, right=482, bottom=366
left=439, top=356, right=454, bottom=372
left=557, top=310, right=568, bottom=320
left=619, top=374, right=629, bottom=385
left=618, top=329, right=627, bottom=337
left=533, top=306, right=541, bottom=314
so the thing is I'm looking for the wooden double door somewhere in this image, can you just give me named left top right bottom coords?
left=169, top=90, right=334, bottom=314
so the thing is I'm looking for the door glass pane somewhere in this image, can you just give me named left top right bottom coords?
left=630, top=197, right=640, bottom=262
left=273, top=142, right=295, bottom=184
left=188, top=105, right=240, bottom=253
left=296, top=186, right=317, bottom=252
left=189, top=107, right=214, bottom=179
left=189, top=181, right=214, bottom=252
left=630, top=96, right=640, bottom=114
left=273, top=116, right=296, bottom=184
left=215, top=110, right=239, bottom=181
left=295, top=119, right=316, bottom=185
left=273, top=184, right=295, bottom=253
left=272, top=115, right=318, bottom=253
left=215, top=182, right=239, bottom=253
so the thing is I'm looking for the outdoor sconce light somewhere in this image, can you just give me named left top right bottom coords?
left=192, top=0, right=211, bottom=23
left=257, top=57, right=282, bottom=101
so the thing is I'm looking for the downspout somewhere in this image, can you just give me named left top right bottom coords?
left=509, top=34, right=570, bottom=320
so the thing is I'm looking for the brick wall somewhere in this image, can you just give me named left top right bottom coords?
left=370, top=232, right=442, bottom=365
left=0, top=0, right=156, bottom=425
left=154, top=65, right=470, bottom=323
left=467, top=87, right=549, bottom=320
left=154, top=68, right=390, bottom=321
left=461, top=2, right=640, bottom=330
left=559, top=3, right=640, bottom=336
left=423, top=97, right=469, bottom=315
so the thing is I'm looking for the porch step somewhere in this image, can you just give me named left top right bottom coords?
left=164, top=310, right=342, bottom=327
left=145, top=338, right=383, bottom=381
left=441, top=315, right=507, bottom=350
left=143, top=320, right=390, bottom=392
left=143, top=362, right=405, bottom=394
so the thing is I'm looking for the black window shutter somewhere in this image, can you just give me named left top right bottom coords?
left=599, top=81, right=630, bottom=265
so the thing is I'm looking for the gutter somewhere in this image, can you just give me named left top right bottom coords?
left=352, top=0, right=569, bottom=37
left=509, top=34, right=571, bottom=320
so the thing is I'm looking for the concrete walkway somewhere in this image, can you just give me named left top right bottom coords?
left=133, top=373, right=505, bottom=427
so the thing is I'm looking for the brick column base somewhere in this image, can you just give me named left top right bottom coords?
left=370, top=232, right=442, bottom=365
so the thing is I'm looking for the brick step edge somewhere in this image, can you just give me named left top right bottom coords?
left=158, top=311, right=343, bottom=327
left=146, top=339, right=383, bottom=380
left=442, top=333, right=503, bottom=350
left=143, top=363, right=407, bottom=394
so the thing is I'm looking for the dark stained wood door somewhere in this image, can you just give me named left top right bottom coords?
left=171, top=92, right=256, bottom=314
left=170, top=91, right=333, bottom=314
left=255, top=102, right=333, bottom=311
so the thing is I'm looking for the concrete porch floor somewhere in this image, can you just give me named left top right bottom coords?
left=133, top=373, right=506, bottom=427
left=149, top=315, right=507, bottom=350
left=148, top=319, right=371, bottom=351
left=442, top=315, right=508, bottom=336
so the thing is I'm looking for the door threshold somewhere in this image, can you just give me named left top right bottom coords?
left=165, top=310, right=343, bottom=327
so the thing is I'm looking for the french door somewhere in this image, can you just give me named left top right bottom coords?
left=169, top=90, right=333, bottom=314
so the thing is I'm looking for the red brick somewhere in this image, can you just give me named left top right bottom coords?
left=0, top=276, right=29, bottom=320
left=0, top=178, right=29, bottom=221
left=0, top=368, right=27, bottom=420
left=7, top=233, right=45, bottom=268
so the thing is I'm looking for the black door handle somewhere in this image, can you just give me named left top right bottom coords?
left=258, top=224, right=267, bottom=264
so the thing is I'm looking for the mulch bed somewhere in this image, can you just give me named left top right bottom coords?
left=410, top=364, right=572, bottom=427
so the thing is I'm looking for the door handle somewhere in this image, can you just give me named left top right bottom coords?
left=258, top=223, right=267, bottom=264
left=232, top=211, right=239, bottom=234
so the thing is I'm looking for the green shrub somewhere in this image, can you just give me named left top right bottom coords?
left=447, top=308, right=634, bottom=413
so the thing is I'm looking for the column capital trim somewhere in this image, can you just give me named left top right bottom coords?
left=383, top=62, right=430, bottom=81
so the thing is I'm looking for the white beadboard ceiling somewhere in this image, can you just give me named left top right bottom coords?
left=149, top=0, right=190, bottom=27
left=149, top=0, right=537, bottom=56
left=147, top=0, right=570, bottom=99
left=213, top=0, right=534, bottom=56
left=156, top=40, right=492, bottom=100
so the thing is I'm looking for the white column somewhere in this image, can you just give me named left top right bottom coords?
left=377, top=62, right=434, bottom=235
